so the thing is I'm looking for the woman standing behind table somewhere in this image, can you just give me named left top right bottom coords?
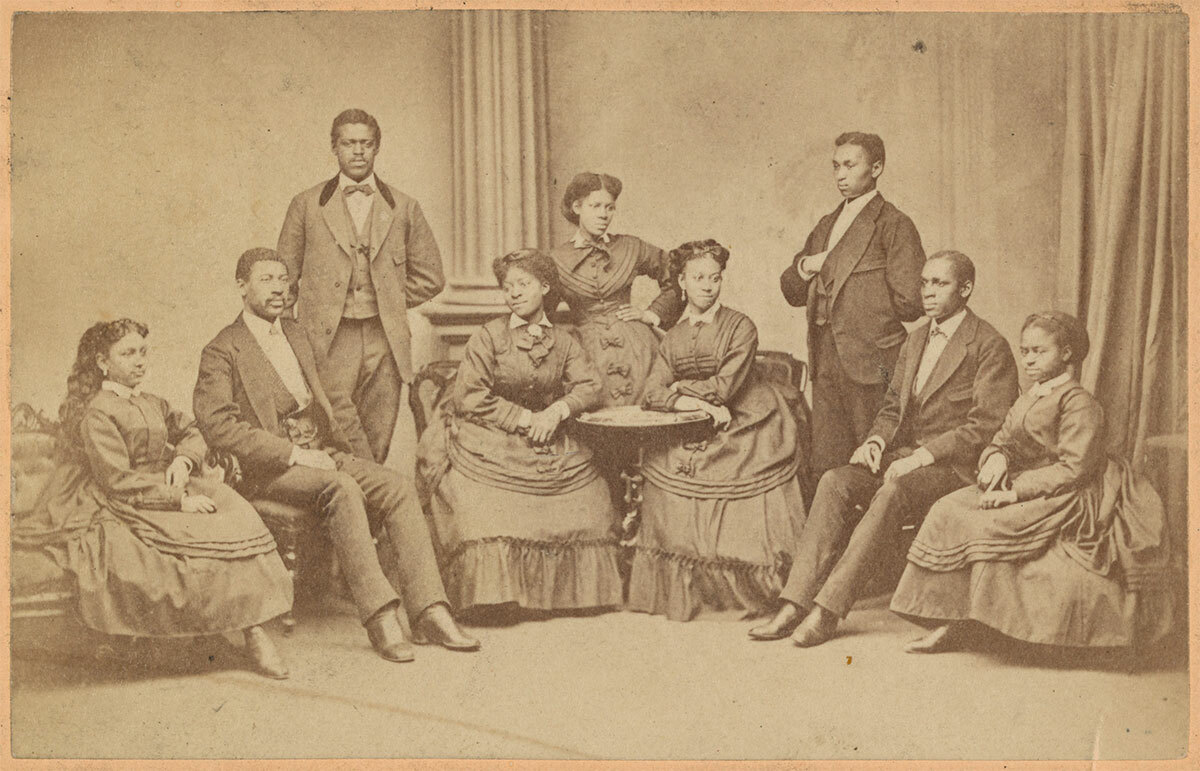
left=891, top=312, right=1175, bottom=653
left=13, top=319, right=293, bottom=678
left=628, top=240, right=808, bottom=621
left=549, top=172, right=683, bottom=407
left=416, top=249, right=623, bottom=616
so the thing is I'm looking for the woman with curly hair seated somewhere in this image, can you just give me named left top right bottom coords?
left=629, top=240, right=808, bottom=621
left=416, top=249, right=623, bottom=617
left=14, top=319, right=293, bottom=677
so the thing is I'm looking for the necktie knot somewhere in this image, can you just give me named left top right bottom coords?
left=345, top=183, right=374, bottom=196
left=930, top=325, right=947, bottom=339
left=526, top=323, right=544, bottom=339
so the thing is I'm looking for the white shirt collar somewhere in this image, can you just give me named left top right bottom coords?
left=509, top=311, right=553, bottom=330
left=929, top=307, right=968, bottom=340
left=839, top=188, right=878, bottom=218
left=1029, top=370, right=1072, bottom=398
left=680, top=301, right=722, bottom=326
left=101, top=380, right=142, bottom=399
left=339, top=172, right=378, bottom=194
left=572, top=229, right=612, bottom=248
left=242, top=308, right=285, bottom=339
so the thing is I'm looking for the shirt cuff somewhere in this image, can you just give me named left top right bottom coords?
left=911, top=447, right=935, bottom=467
left=798, top=251, right=826, bottom=279
left=978, top=446, right=1005, bottom=469
left=518, top=408, right=533, bottom=429
left=644, top=310, right=662, bottom=328
left=866, top=435, right=887, bottom=452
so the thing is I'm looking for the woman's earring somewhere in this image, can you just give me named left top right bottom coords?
left=99, top=365, right=108, bottom=376
left=680, top=288, right=687, bottom=303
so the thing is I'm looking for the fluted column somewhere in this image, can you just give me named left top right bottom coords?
left=423, top=10, right=551, bottom=356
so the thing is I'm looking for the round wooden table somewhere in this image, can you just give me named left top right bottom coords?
left=575, top=406, right=712, bottom=545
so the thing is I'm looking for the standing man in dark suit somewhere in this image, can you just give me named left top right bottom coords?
left=277, top=108, right=445, bottom=464
left=780, top=132, right=926, bottom=486
left=751, top=252, right=1018, bottom=647
left=194, top=249, right=478, bottom=663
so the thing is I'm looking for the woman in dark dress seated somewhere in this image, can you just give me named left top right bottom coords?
left=13, top=319, right=293, bottom=678
left=891, top=312, right=1175, bottom=653
left=417, top=249, right=623, bottom=616
left=628, top=240, right=808, bottom=621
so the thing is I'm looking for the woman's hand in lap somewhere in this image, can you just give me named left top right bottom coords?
left=676, top=395, right=731, bottom=430
left=165, top=457, right=193, bottom=489
left=977, top=453, right=1009, bottom=491
left=978, top=489, right=1018, bottom=509
left=181, top=494, right=217, bottom=513
left=706, top=404, right=732, bottom=430
left=528, top=409, right=564, bottom=445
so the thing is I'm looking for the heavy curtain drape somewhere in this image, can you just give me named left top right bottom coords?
left=1057, top=13, right=1188, bottom=463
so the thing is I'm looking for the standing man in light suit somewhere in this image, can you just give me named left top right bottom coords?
left=277, top=108, right=445, bottom=465
left=779, top=132, right=926, bottom=487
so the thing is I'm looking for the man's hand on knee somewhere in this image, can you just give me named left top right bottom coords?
left=291, top=447, right=337, bottom=471
left=849, top=437, right=884, bottom=474
left=883, top=451, right=928, bottom=482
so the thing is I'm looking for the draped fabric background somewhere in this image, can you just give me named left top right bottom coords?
left=1058, top=13, right=1188, bottom=463
left=11, top=12, right=1068, bottom=410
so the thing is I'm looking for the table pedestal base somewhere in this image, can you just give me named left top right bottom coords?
left=618, top=446, right=646, bottom=547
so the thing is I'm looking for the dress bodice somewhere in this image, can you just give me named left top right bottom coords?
left=486, top=329, right=575, bottom=412
left=549, top=233, right=682, bottom=326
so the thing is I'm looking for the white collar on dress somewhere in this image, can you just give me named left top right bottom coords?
left=101, top=380, right=142, bottom=399
left=1028, top=370, right=1072, bottom=399
left=680, top=301, right=722, bottom=326
left=509, top=311, right=553, bottom=333
left=572, top=229, right=612, bottom=248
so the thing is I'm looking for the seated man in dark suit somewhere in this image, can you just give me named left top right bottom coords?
left=194, top=248, right=479, bottom=663
left=750, top=251, right=1019, bottom=647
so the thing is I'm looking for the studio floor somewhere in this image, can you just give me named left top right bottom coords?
left=10, top=593, right=1189, bottom=762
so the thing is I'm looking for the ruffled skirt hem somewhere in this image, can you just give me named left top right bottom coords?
left=626, top=547, right=786, bottom=622
left=443, top=536, right=625, bottom=612
left=890, top=545, right=1175, bottom=648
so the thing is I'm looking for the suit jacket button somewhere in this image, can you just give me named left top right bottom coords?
left=334, top=281, right=342, bottom=288
left=325, top=327, right=333, bottom=335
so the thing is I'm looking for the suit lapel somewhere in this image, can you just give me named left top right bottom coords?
left=896, top=320, right=930, bottom=424
left=826, top=194, right=884, bottom=306
left=367, top=192, right=394, bottom=262
left=367, top=177, right=398, bottom=262
left=280, top=320, right=335, bottom=422
left=229, top=317, right=282, bottom=433
left=916, top=310, right=978, bottom=404
left=320, top=178, right=357, bottom=260
left=814, top=206, right=841, bottom=252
